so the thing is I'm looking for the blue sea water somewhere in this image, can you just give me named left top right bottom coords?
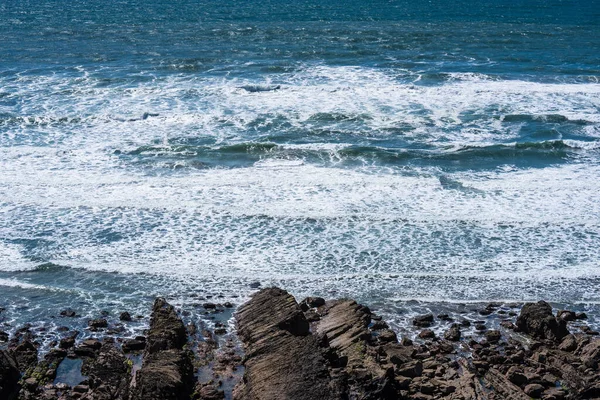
left=1, top=0, right=600, bottom=339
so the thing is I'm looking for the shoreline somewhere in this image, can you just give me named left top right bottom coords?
left=0, top=288, right=599, bottom=399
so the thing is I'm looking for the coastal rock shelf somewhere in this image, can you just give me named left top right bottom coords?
left=1, top=289, right=599, bottom=399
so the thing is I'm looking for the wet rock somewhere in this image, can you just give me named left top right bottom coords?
left=370, top=320, right=389, bottom=330
left=11, top=339, right=38, bottom=371
left=202, top=303, right=216, bottom=310
left=0, top=350, right=20, bottom=399
left=88, top=318, right=108, bottom=329
left=516, top=301, right=568, bottom=342
left=378, top=329, right=398, bottom=343
left=234, top=288, right=336, bottom=400
left=0, top=331, right=9, bottom=342
left=248, top=281, right=261, bottom=289
left=413, top=314, right=434, bottom=328
left=131, top=298, right=194, bottom=400
left=557, top=310, right=576, bottom=322
left=122, top=338, right=146, bottom=353
left=223, top=302, right=234, bottom=308
left=145, top=298, right=187, bottom=353
left=60, top=309, right=77, bottom=318
left=300, top=297, right=326, bottom=311
left=444, top=324, right=461, bottom=342
left=81, top=343, right=130, bottom=399
left=576, top=312, right=588, bottom=320
left=119, top=312, right=132, bottom=322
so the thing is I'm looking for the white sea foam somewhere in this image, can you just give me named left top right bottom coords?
left=1, top=64, right=600, bottom=303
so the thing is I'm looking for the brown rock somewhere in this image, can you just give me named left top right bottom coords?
left=524, top=383, right=545, bottom=398
left=516, top=301, right=569, bottom=342
left=444, top=324, right=461, bottom=342
left=234, top=288, right=336, bottom=400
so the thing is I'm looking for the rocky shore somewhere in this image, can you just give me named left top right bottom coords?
left=1, top=288, right=599, bottom=399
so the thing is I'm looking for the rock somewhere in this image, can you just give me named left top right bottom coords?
left=301, top=297, right=325, bottom=309
left=396, top=360, right=423, bottom=378
left=524, top=383, right=545, bottom=398
left=485, top=330, right=501, bottom=344
left=81, top=344, right=130, bottom=399
left=88, top=318, right=108, bottom=329
left=145, top=298, right=187, bottom=353
left=234, top=288, right=336, bottom=400
left=122, top=338, right=146, bottom=353
left=378, top=329, right=398, bottom=343
left=74, top=339, right=102, bottom=357
left=60, top=309, right=77, bottom=317
left=0, top=331, right=8, bottom=342
left=131, top=349, right=194, bottom=400
left=576, top=312, right=588, bottom=320
left=580, top=340, right=600, bottom=370
left=558, top=334, right=577, bottom=352
left=59, top=337, right=75, bottom=349
left=419, top=329, right=435, bottom=339
left=516, top=301, right=569, bottom=341
left=0, top=350, right=20, bottom=399
left=11, top=339, right=38, bottom=371
left=223, top=302, right=234, bottom=308
left=371, top=320, right=389, bottom=330
left=248, top=282, right=261, bottom=289
left=131, top=298, right=194, bottom=400
left=203, top=303, right=216, bottom=310
left=119, top=312, right=132, bottom=322
left=506, top=366, right=528, bottom=386
left=444, top=324, right=461, bottom=342
left=413, top=314, right=434, bottom=328
left=541, top=387, right=566, bottom=400
left=557, top=310, right=576, bottom=322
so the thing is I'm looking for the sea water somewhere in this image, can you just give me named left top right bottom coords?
left=1, top=0, right=599, bottom=341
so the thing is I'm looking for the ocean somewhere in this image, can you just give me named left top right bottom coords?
left=1, top=0, right=599, bottom=340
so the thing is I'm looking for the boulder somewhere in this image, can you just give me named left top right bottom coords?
left=516, top=301, right=568, bottom=341
left=444, top=324, right=461, bottom=342
left=413, top=314, right=434, bottom=328
left=82, top=344, right=131, bottom=400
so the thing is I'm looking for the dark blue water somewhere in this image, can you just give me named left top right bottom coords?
left=1, top=0, right=599, bottom=342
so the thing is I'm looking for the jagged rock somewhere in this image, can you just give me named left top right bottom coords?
left=119, top=312, right=132, bottom=322
left=122, top=338, right=146, bottom=353
left=11, top=340, right=38, bottom=371
left=81, top=344, right=131, bottom=400
left=300, top=297, right=325, bottom=311
left=145, top=298, right=187, bottom=353
left=131, top=298, right=194, bottom=400
left=234, top=288, right=335, bottom=400
left=580, top=340, right=600, bottom=370
left=484, top=368, right=530, bottom=399
left=558, top=334, right=577, bottom=352
left=74, top=339, right=102, bottom=358
left=557, top=310, right=576, bottom=322
left=131, top=349, right=194, bottom=400
left=516, top=301, right=569, bottom=341
left=444, top=324, right=461, bottom=342
left=396, top=360, right=423, bottom=378
left=0, top=350, right=20, bottom=399
left=413, top=314, right=434, bottom=328
left=0, top=331, right=9, bottom=342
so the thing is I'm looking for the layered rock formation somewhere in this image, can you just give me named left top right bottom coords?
left=1, top=289, right=599, bottom=399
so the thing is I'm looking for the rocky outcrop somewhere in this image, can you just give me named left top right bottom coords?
left=130, top=297, right=194, bottom=400
left=80, top=343, right=131, bottom=399
left=0, top=350, right=20, bottom=400
left=233, top=288, right=336, bottom=400
left=516, top=301, right=569, bottom=341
